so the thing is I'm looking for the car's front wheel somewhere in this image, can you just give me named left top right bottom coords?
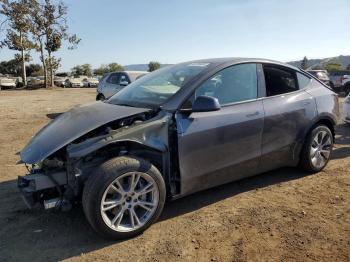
left=299, top=125, right=333, bottom=172
left=96, top=94, right=105, bottom=101
left=82, top=156, right=166, bottom=240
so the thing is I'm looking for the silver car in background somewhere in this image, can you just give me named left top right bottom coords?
left=96, top=71, right=148, bottom=100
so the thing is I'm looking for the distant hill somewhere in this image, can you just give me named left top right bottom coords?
left=123, top=64, right=172, bottom=71
left=288, top=55, right=350, bottom=69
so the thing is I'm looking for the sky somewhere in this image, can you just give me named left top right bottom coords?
left=1, top=0, right=350, bottom=71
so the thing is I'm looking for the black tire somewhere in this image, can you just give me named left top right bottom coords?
left=82, top=156, right=166, bottom=240
left=299, top=125, right=333, bottom=173
left=96, top=94, right=105, bottom=101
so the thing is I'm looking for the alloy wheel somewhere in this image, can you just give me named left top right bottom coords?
left=100, top=172, right=159, bottom=232
left=310, top=130, right=332, bottom=169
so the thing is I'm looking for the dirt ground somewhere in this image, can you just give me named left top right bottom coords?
left=0, top=88, right=349, bottom=262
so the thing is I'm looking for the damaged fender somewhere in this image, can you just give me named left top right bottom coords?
left=67, top=112, right=172, bottom=159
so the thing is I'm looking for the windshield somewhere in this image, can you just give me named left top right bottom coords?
left=108, top=62, right=210, bottom=108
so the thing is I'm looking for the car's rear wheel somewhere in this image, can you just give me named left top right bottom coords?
left=299, top=125, right=333, bottom=172
left=82, top=156, right=166, bottom=240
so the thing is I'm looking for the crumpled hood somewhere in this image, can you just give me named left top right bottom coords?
left=20, top=101, right=150, bottom=164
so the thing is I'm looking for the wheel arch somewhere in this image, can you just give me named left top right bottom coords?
left=294, top=115, right=336, bottom=164
left=308, top=116, right=336, bottom=140
left=72, top=140, right=172, bottom=196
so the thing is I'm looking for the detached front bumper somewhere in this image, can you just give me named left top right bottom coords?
left=17, top=170, right=67, bottom=208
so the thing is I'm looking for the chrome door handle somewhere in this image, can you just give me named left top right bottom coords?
left=246, top=111, right=259, bottom=117
left=303, top=101, right=311, bottom=105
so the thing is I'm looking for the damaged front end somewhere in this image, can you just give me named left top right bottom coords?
left=18, top=101, right=175, bottom=210
left=18, top=159, right=70, bottom=210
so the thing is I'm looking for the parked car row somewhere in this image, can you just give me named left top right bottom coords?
left=56, top=76, right=100, bottom=88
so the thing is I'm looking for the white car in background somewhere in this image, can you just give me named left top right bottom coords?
left=65, top=77, right=84, bottom=88
left=54, top=77, right=68, bottom=87
left=343, top=93, right=350, bottom=124
left=28, top=76, right=45, bottom=87
left=0, top=77, right=17, bottom=90
left=82, top=77, right=99, bottom=88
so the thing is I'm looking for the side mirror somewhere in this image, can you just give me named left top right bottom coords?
left=119, top=81, right=129, bottom=86
left=192, top=95, right=221, bottom=112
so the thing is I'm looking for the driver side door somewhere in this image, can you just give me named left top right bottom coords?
left=176, top=63, right=264, bottom=196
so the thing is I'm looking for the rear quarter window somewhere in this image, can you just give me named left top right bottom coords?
left=263, top=65, right=299, bottom=96
left=297, top=73, right=311, bottom=89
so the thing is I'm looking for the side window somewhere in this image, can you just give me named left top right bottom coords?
left=195, top=63, right=258, bottom=106
left=263, top=65, right=298, bottom=96
left=119, top=74, right=130, bottom=83
left=297, top=72, right=311, bottom=89
left=106, top=73, right=120, bottom=85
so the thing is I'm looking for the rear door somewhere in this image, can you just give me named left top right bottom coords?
left=176, top=63, right=264, bottom=195
left=259, top=64, right=317, bottom=172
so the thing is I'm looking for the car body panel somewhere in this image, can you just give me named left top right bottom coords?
left=259, top=89, right=317, bottom=172
left=20, top=102, right=151, bottom=164
left=304, top=80, right=340, bottom=125
left=176, top=100, right=264, bottom=195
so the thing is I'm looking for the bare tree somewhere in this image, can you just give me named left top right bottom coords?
left=27, top=0, right=48, bottom=87
left=45, top=55, right=60, bottom=83
left=0, top=0, right=34, bottom=85
left=27, top=0, right=79, bottom=87
left=41, top=0, right=80, bottom=87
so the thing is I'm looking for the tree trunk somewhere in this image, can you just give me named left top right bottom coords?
left=19, top=31, right=27, bottom=86
left=47, top=51, right=54, bottom=87
left=39, top=40, right=48, bottom=88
